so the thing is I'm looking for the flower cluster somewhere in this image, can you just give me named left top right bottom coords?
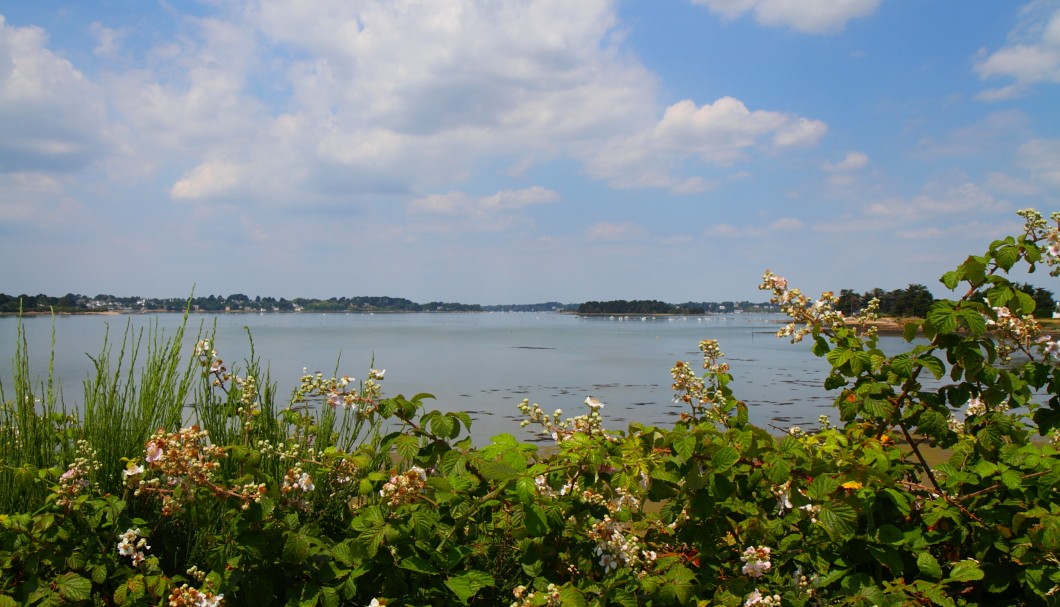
left=743, top=588, right=781, bottom=606
left=509, top=583, right=561, bottom=607
left=670, top=340, right=735, bottom=422
left=117, top=528, right=150, bottom=567
left=167, top=584, right=224, bottom=607
left=55, top=440, right=101, bottom=508
left=986, top=306, right=1042, bottom=363
left=518, top=396, right=610, bottom=442
left=282, top=466, right=315, bottom=494
left=760, top=271, right=850, bottom=343
left=586, top=516, right=655, bottom=575
left=195, top=340, right=232, bottom=388
left=1017, top=208, right=1060, bottom=276
left=133, top=426, right=265, bottom=515
left=292, top=368, right=384, bottom=418
left=741, top=546, right=773, bottom=578
left=380, top=466, right=427, bottom=507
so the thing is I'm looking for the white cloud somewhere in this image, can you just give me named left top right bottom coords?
left=0, top=16, right=110, bottom=173
left=587, top=97, right=826, bottom=192
left=690, top=0, right=881, bottom=34
left=170, top=161, right=247, bottom=200
left=975, top=3, right=1060, bottom=99
left=585, top=221, right=647, bottom=241
left=1017, top=139, right=1060, bottom=188
left=823, top=151, right=869, bottom=172
left=407, top=186, right=559, bottom=232
left=865, top=183, right=1008, bottom=220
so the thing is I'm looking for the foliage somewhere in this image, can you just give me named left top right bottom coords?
left=2, top=209, right=1060, bottom=606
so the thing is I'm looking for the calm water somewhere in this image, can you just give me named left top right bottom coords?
left=0, top=312, right=907, bottom=442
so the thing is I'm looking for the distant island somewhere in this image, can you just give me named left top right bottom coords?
left=0, top=293, right=778, bottom=316
left=8, top=283, right=1052, bottom=318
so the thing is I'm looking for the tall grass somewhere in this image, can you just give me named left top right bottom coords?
left=80, top=312, right=199, bottom=498
left=0, top=315, right=71, bottom=511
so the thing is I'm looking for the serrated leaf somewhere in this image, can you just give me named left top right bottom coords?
left=941, top=270, right=960, bottom=290
left=659, top=563, right=696, bottom=604
left=993, top=243, right=1020, bottom=271
left=918, top=355, right=946, bottom=380
left=515, top=476, right=536, bottom=504
left=807, top=475, right=840, bottom=500
left=444, top=570, right=493, bottom=604
left=559, top=586, right=588, bottom=607
left=429, top=413, right=455, bottom=438
left=710, top=446, right=739, bottom=473
left=398, top=554, right=435, bottom=574
left=284, top=532, right=311, bottom=563
left=918, top=552, right=943, bottom=580
left=818, top=501, right=857, bottom=541
left=523, top=503, right=549, bottom=536
left=391, top=434, right=419, bottom=462
left=903, top=321, right=920, bottom=342
left=927, top=303, right=958, bottom=334
left=671, top=434, right=694, bottom=463
left=946, top=559, right=984, bottom=582
left=55, top=573, right=91, bottom=602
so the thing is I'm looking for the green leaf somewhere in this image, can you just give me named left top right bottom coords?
left=559, top=586, right=588, bottom=607
left=807, top=475, right=840, bottom=501
left=927, top=302, right=958, bottom=334
left=993, top=242, right=1020, bottom=271
left=918, top=355, right=946, bottom=380
left=429, top=412, right=455, bottom=438
left=671, top=433, right=695, bottom=463
left=812, top=336, right=830, bottom=356
left=918, top=552, right=943, bottom=580
left=940, top=270, right=960, bottom=290
left=659, top=563, right=695, bottom=604
left=0, top=595, right=17, bottom=607
left=817, top=501, right=857, bottom=541
left=710, top=446, right=739, bottom=473
left=946, top=559, right=984, bottom=583
left=478, top=460, right=519, bottom=482
left=398, top=554, right=435, bottom=574
left=55, top=573, right=91, bottom=602
left=284, top=532, right=311, bottom=563
left=523, top=504, right=549, bottom=537
left=391, top=434, right=419, bottom=462
left=903, top=321, right=921, bottom=342
left=444, top=571, right=494, bottom=605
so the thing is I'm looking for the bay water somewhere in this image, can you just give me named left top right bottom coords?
left=1, top=312, right=907, bottom=443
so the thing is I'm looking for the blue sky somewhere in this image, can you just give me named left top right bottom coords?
left=1, top=0, right=1058, bottom=305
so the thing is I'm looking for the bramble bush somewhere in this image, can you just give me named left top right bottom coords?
left=2, top=209, right=1060, bottom=606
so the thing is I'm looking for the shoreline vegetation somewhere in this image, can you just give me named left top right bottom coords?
left=2, top=210, right=1060, bottom=606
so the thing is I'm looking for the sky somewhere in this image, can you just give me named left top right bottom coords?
left=0, top=1, right=1058, bottom=305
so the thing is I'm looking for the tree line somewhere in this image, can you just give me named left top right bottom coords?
left=835, top=282, right=1056, bottom=318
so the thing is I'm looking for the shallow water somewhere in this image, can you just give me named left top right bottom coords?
left=0, top=312, right=915, bottom=443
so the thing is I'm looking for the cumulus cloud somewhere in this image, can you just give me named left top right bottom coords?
left=865, top=183, right=1008, bottom=220
left=586, top=97, right=826, bottom=192
left=407, top=186, right=559, bottom=232
left=690, top=0, right=881, bottom=34
left=0, top=16, right=110, bottom=173
left=975, top=2, right=1060, bottom=99
left=823, top=151, right=869, bottom=172
left=1017, top=139, right=1060, bottom=187
left=585, top=221, right=648, bottom=242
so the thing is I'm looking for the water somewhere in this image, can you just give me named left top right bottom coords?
left=0, top=312, right=904, bottom=443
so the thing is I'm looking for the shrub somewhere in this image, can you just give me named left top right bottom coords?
left=2, top=209, right=1059, bottom=606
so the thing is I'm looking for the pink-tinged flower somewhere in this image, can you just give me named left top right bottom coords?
left=123, top=463, right=145, bottom=478
left=327, top=391, right=342, bottom=408
left=740, top=546, right=773, bottom=578
left=145, top=441, right=164, bottom=463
